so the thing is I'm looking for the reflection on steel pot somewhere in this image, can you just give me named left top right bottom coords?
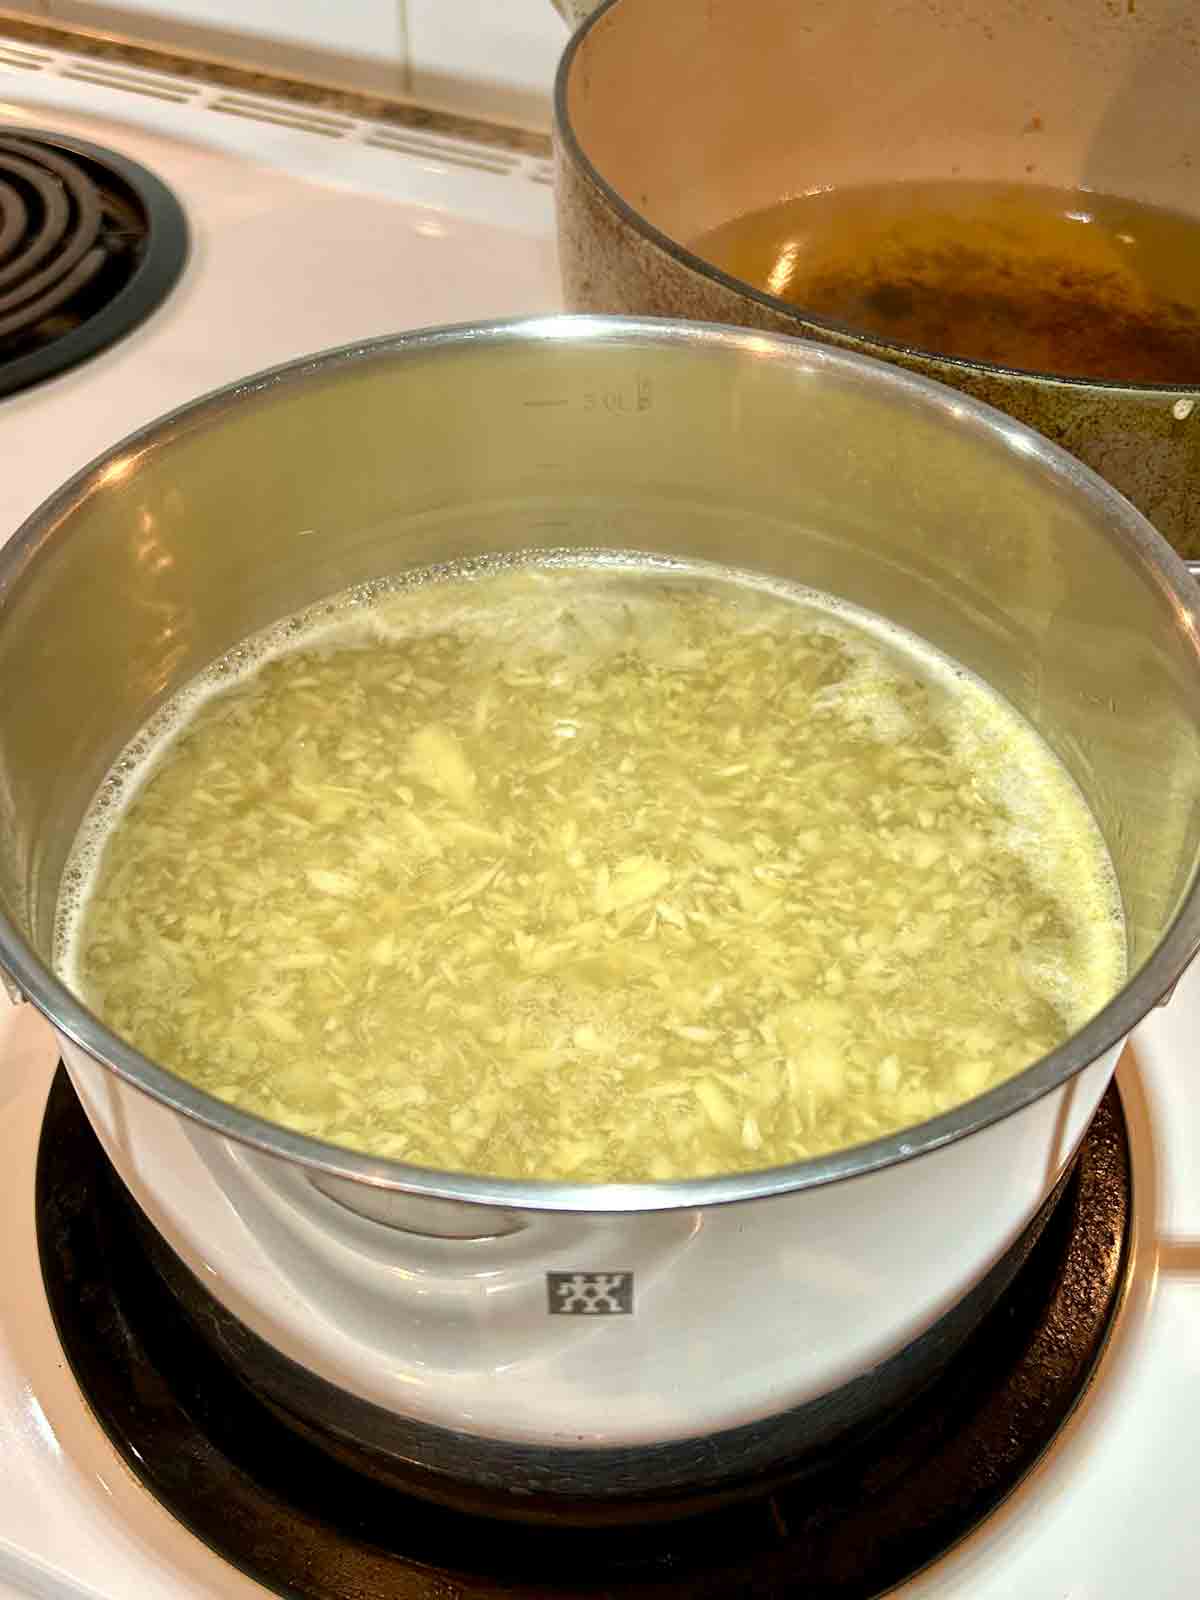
left=1, top=317, right=1198, bottom=1514
left=553, top=0, right=1200, bottom=557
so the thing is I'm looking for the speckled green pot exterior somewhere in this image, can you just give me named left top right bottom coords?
left=554, top=0, right=1200, bottom=557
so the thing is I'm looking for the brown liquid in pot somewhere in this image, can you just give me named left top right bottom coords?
left=692, top=180, right=1200, bottom=383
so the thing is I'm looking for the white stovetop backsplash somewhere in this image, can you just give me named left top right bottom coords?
left=4, top=0, right=566, bottom=130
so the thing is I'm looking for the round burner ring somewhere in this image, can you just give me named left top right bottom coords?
left=0, top=129, right=187, bottom=397
left=37, top=1068, right=1132, bottom=1599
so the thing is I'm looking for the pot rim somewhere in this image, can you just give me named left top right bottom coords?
left=2, top=313, right=1199, bottom=1212
left=554, top=0, right=1200, bottom=399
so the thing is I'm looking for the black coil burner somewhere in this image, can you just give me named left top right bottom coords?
left=38, top=1068, right=1132, bottom=1600
left=0, top=129, right=187, bottom=397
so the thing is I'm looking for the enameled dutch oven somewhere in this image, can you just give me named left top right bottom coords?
left=552, top=0, right=1200, bottom=557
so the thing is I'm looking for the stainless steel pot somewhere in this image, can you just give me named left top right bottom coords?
left=552, top=0, right=1200, bottom=557
left=2, top=316, right=1198, bottom=1511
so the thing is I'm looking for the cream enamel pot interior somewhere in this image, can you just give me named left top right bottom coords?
left=2, top=317, right=1199, bottom=1513
left=552, top=0, right=1200, bottom=559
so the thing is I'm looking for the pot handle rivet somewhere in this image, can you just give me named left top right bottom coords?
left=1172, top=398, right=1195, bottom=422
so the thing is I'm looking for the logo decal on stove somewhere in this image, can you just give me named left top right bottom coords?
left=546, top=1271, right=634, bottom=1314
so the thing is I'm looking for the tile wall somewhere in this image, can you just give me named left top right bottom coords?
left=7, top=0, right=569, bottom=127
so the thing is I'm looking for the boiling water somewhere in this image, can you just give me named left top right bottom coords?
left=692, top=180, right=1200, bottom=382
left=58, top=558, right=1125, bottom=1182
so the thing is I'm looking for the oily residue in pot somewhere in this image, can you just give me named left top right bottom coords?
left=693, top=180, right=1200, bottom=382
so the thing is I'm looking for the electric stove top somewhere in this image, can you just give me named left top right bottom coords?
left=34, top=1065, right=1134, bottom=1596
left=0, top=35, right=1198, bottom=1600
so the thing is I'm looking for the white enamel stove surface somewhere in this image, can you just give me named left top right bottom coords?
left=1, top=40, right=1199, bottom=1600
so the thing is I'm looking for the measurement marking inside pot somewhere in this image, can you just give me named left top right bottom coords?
left=523, top=397, right=570, bottom=407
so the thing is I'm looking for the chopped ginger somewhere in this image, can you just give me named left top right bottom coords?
left=59, top=560, right=1125, bottom=1182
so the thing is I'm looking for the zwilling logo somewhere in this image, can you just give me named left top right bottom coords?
left=547, top=1271, right=634, bottom=1315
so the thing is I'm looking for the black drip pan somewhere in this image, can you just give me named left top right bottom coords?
left=0, top=129, right=187, bottom=397
left=37, top=1066, right=1131, bottom=1598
